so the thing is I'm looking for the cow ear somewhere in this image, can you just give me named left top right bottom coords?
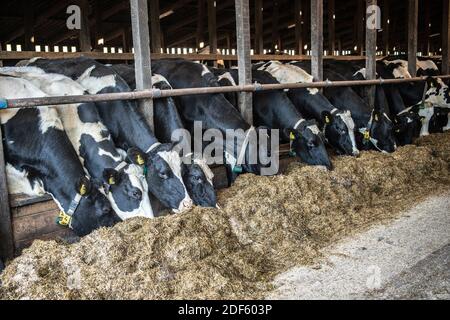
left=75, top=176, right=92, bottom=196
left=321, top=111, right=333, bottom=125
left=102, top=168, right=121, bottom=186
left=127, top=147, right=147, bottom=166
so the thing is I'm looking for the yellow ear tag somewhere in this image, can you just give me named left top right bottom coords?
left=79, top=184, right=87, bottom=196
left=363, top=130, right=370, bottom=140
left=57, top=211, right=72, bottom=227
left=290, top=132, right=295, bottom=141
left=108, top=176, right=115, bottom=185
left=325, top=116, right=331, bottom=124
left=136, top=154, right=145, bottom=165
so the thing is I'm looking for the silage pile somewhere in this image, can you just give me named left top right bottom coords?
left=1, top=132, right=450, bottom=300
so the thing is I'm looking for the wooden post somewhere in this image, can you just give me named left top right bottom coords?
left=0, top=128, right=14, bottom=262
left=328, top=0, right=335, bottom=55
left=382, top=0, right=390, bottom=55
left=23, top=1, right=34, bottom=52
left=208, top=0, right=217, bottom=56
left=130, top=0, right=154, bottom=130
left=0, top=43, right=3, bottom=67
left=294, top=0, right=303, bottom=55
left=423, top=0, right=430, bottom=56
left=254, top=0, right=263, bottom=54
left=302, top=0, right=309, bottom=53
left=408, top=0, right=418, bottom=77
left=442, top=0, right=450, bottom=75
left=235, top=0, right=253, bottom=124
left=197, top=0, right=206, bottom=49
left=366, top=0, right=377, bottom=108
left=149, top=0, right=162, bottom=53
left=311, top=0, right=323, bottom=81
left=93, top=0, right=104, bottom=51
left=79, top=0, right=92, bottom=52
left=272, top=1, right=280, bottom=52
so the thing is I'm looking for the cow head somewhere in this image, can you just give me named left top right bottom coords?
left=285, top=120, right=332, bottom=170
left=127, top=145, right=193, bottom=213
left=392, top=111, right=422, bottom=145
left=69, top=176, right=120, bottom=236
left=102, top=163, right=153, bottom=220
left=321, top=110, right=359, bottom=156
left=182, top=156, right=217, bottom=208
left=364, top=110, right=397, bottom=153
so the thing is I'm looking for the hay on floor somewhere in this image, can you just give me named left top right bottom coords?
left=1, top=131, right=449, bottom=300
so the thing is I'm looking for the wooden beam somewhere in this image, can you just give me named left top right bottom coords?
left=208, top=0, right=217, bottom=54
left=442, top=0, right=450, bottom=75
left=130, top=0, right=154, bottom=130
left=366, top=0, right=377, bottom=108
left=254, top=0, right=263, bottom=54
left=382, top=0, right=390, bottom=55
left=311, top=0, right=323, bottom=81
left=294, top=0, right=303, bottom=55
left=197, top=0, right=206, bottom=48
left=408, top=0, right=418, bottom=77
left=0, top=127, right=14, bottom=262
left=149, top=0, right=162, bottom=53
left=235, top=0, right=253, bottom=124
left=78, top=0, right=92, bottom=52
left=328, top=0, right=335, bottom=54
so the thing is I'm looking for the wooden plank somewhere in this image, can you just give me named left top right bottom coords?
left=9, top=194, right=52, bottom=208
left=208, top=0, right=217, bottom=55
left=14, top=229, right=76, bottom=254
left=254, top=0, right=263, bottom=54
left=408, top=0, right=418, bottom=77
left=382, top=0, right=390, bottom=55
left=294, top=0, right=303, bottom=55
left=235, top=0, right=253, bottom=124
left=78, top=0, right=92, bottom=52
left=443, top=0, right=450, bottom=75
left=130, top=0, right=154, bottom=131
left=13, top=207, right=63, bottom=242
left=149, top=0, right=162, bottom=53
left=0, top=126, right=14, bottom=261
left=311, top=0, right=323, bottom=81
left=328, top=0, right=335, bottom=54
left=366, top=0, right=377, bottom=108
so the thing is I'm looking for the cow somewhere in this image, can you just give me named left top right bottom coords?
left=0, top=67, right=154, bottom=220
left=289, top=61, right=397, bottom=153
left=150, top=59, right=274, bottom=184
left=110, top=64, right=217, bottom=208
left=23, top=57, right=193, bottom=214
left=0, top=75, right=120, bottom=236
left=211, top=67, right=332, bottom=169
left=321, top=59, right=422, bottom=146
left=254, top=60, right=359, bottom=157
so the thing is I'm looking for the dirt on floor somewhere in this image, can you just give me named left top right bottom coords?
left=1, top=132, right=450, bottom=300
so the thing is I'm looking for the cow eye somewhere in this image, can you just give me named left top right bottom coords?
left=158, top=172, right=169, bottom=179
left=307, top=141, right=315, bottom=148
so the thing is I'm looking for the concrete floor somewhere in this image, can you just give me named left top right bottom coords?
left=267, top=192, right=450, bottom=300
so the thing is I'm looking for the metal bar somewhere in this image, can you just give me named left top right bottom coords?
left=5, top=75, right=450, bottom=109
left=443, top=0, right=450, bottom=75
left=79, top=0, right=92, bottom=52
left=328, top=0, right=335, bottom=54
left=366, top=0, right=377, bottom=108
left=254, top=0, right=263, bottom=55
left=130, top=0, right=154, bottom=131
left=311, top=0, right=323, bottom=81
left=149, top=0, right=162, bottom=54
left=408, top=0, right=418, bottom=77
left=235, top=0, right=253, bottom=124
left=0, top=127, right=14, bottom=262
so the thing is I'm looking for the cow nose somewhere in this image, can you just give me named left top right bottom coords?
left=102, top=205, right=112, bottom=215
left=181, top=198, right=193, bottom=211
left=353, top=149, right=360, bottom=157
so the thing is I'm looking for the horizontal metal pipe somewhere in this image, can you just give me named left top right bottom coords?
left=3, top=75, right=450, bottom=109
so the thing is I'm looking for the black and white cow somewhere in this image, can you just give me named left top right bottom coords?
left=151, top=59, right=273, bottom=184
left=24, top=57, right=193, bottom=214
left=0, top=75, right=119, bottom=236
left=212, top=67, right=332, bottom=169
left=0, top=67, right=154, bottom=220
left=110, top=64, right=217, bottom=208
left=290, top=61, right=397, bottom=153
left=254, top=61, right=359, bottom=157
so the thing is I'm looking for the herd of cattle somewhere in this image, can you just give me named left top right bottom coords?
left=0, top=56, right=449, bottom=239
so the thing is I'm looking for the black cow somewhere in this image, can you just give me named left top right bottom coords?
left=254, top=61, right=360, bottom=156
left=290, top=61, right=397, bottom=153
left=212, top=67, right=332, bottom=169
left=0, top=76, right=119, bottom=236
left=24, top=57, right=193, bottom=214
left=111, top=64, right=217, bottom=208
left=151, top=59, right=274, bottom=184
